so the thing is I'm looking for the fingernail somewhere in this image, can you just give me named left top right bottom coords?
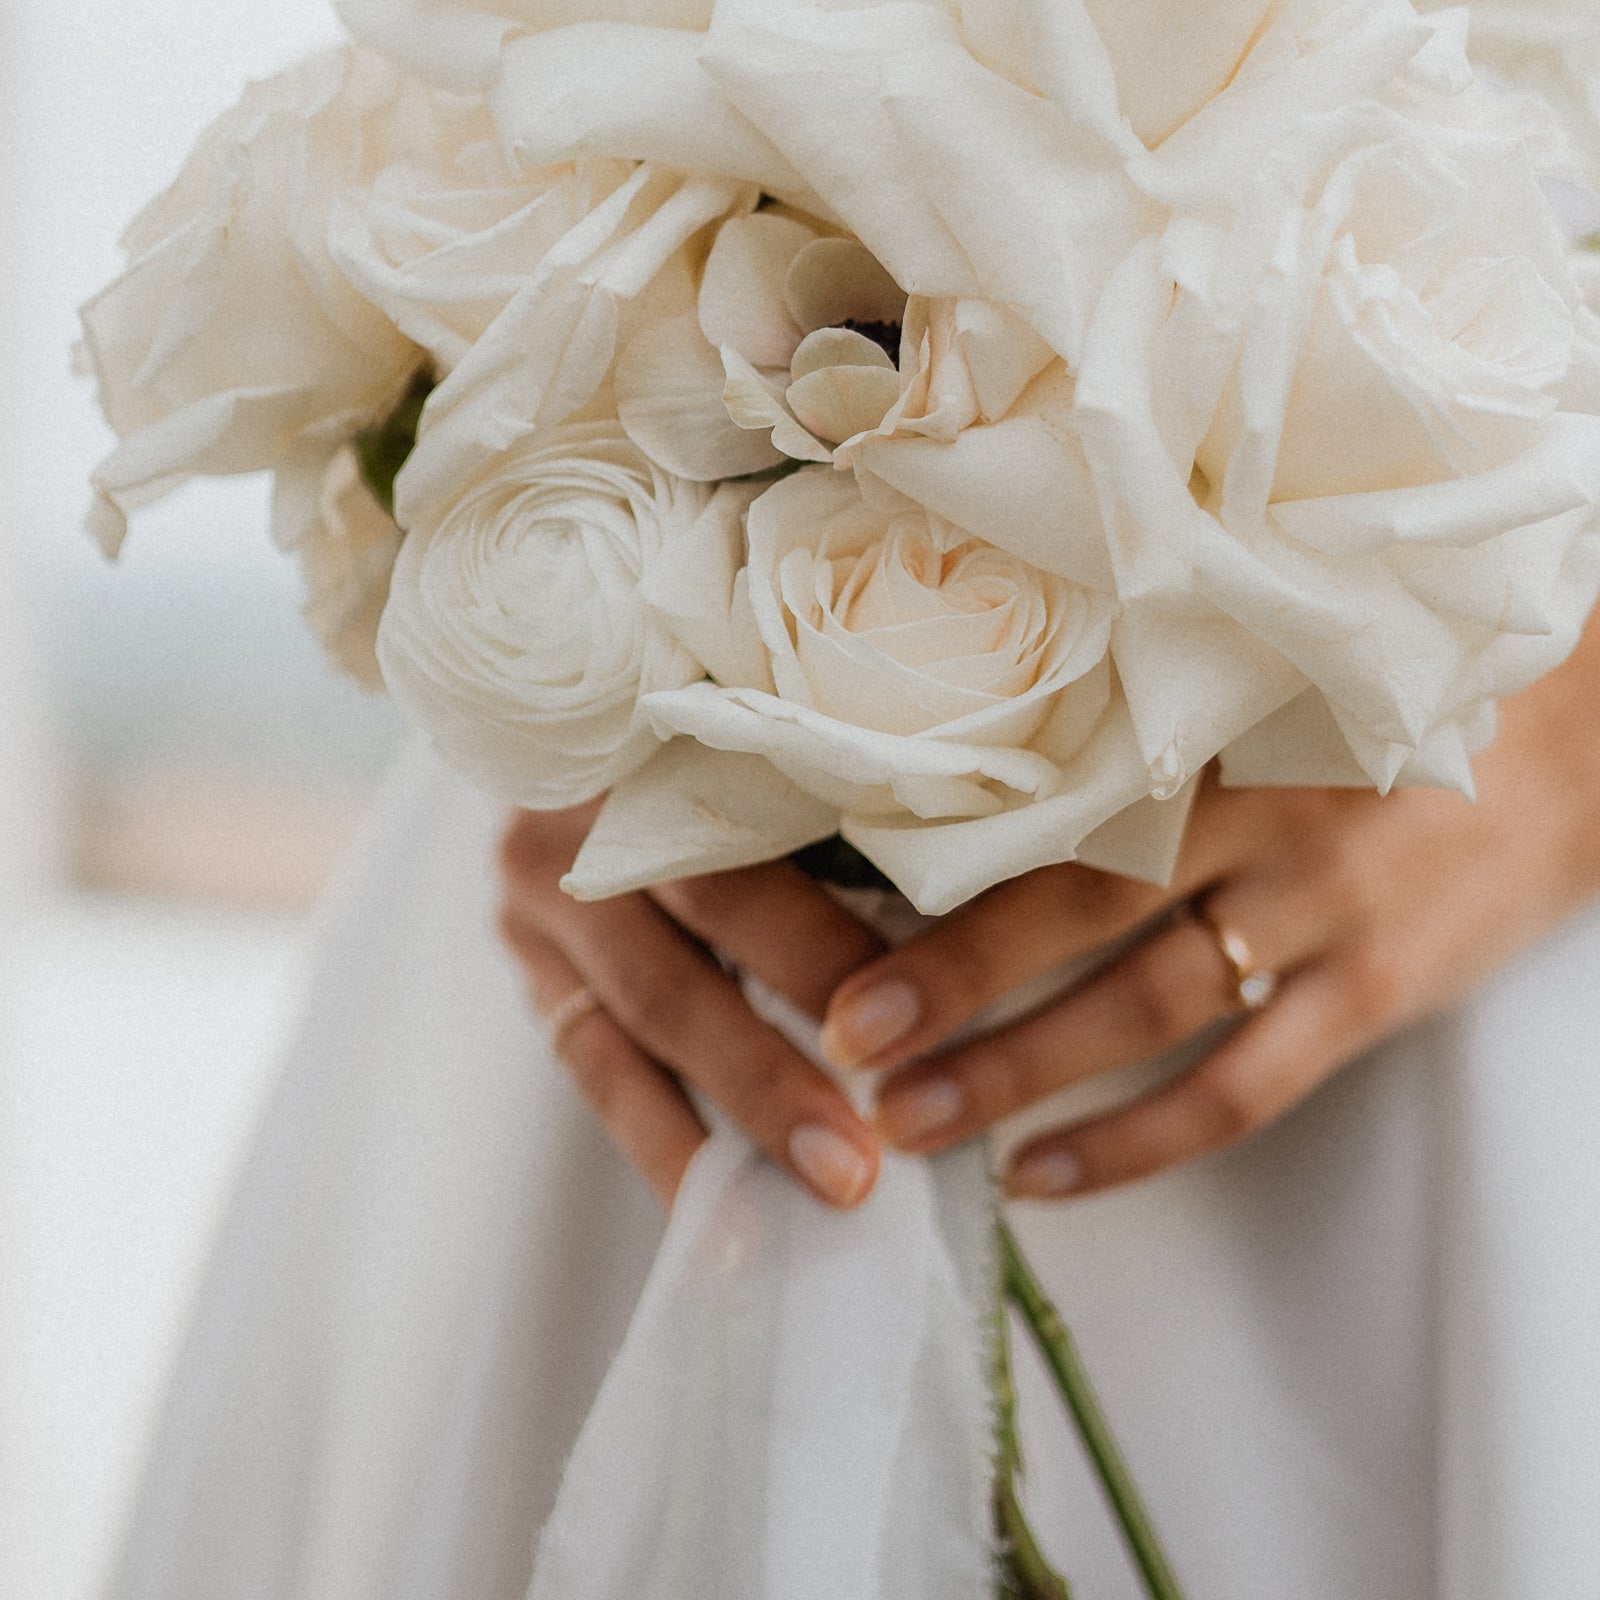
left=876, top=1080, right=965, bottom=1149
left=821, top=980, right=922, bottom=1067
left=1005, top=1150, right=1084, bottom=1200
left=790, top=1124, right=874, bottom=1209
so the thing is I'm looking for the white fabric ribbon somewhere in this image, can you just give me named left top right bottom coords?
left=528, top=963, right=1000, bottom=1600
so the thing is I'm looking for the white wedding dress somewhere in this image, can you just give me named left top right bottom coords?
left=101, top=743, right=1600, bottom=1600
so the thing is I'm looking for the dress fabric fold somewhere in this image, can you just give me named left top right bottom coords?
left=103, top=746, right=1600, bottom=1600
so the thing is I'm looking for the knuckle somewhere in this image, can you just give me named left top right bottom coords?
left=708, top=1045, right=804, bottom=1144
left=1314, top=835, right=1378, bottom=925
left=652, top=871, right=732, bottom=929
left=1070, top=864, right=1146, bottom=925
left=971, top=1033, right=1047, bottom=1121
left=1188, top=1064, right=1265, bottom=1145
left=622, top=981, right=694, bottom=1049
left=496, top=902, right=528, bottom=953
left=1342, top=943, right=1408, bottom=1031
left=1122, top=934, right=1208, bottom=1047
left=498, top=811, right=557, bottom=890
left=927, top=920, right=1026, bottom=1021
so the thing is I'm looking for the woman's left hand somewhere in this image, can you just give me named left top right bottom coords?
left=822, top=623, right=1600, bottom=1200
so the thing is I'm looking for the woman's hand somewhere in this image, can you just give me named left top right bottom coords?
left=500, top=617, right=1600, bottom=1209
left=496, top=803, right=885, bottom=1210
left=824, top=619, right=1600, bottom=1199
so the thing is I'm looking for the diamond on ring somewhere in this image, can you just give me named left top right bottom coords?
left=1195, top=906, right=1279, bottom=1012
left=1237, top=969, right=1279, bottom=1010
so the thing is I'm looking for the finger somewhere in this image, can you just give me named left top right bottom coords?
left=539, top=889, right=881, bottom=1210
left=817, top=793, right=1260, bottom=1072
left=649, top=859, right=884, bottom=1017
left=1002, top=964, right=1352, bottom=1200
left=502, top=910, right=706, bottom=1209
left=498, top=801, right=603, bottom=921
left=873, top=891, right=1323, bottom=1153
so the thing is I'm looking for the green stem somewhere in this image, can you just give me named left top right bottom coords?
left=992, top=1293, right=1073, bottom=1600
left=999, top=1221, right=1186, bottom=1600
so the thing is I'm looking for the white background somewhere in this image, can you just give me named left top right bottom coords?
left=0, top=5, right=400, bottom=1598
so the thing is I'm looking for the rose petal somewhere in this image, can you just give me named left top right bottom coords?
left=839, top=696, right=1160, bottom=915
left=494, top=24, right=811, bottom=198
left=950, top=299, right=1056, bottom=421
left=563, top=740, right=839, bottom=901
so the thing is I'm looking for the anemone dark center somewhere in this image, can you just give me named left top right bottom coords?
left=842, top=318, right=902, bottom=365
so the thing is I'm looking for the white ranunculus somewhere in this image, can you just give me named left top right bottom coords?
left=377, top=422, right=738, bottom=807
left=1076, top=12, right=1600, bottom=795
left=81, top=48, right=430, bottom=557
left=299, top=448, right=405, bottom=691
left=640, top=469, right=1162, bottom=913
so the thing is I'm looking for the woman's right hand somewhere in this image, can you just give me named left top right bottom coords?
left=497, top=804, right=886, bottom=1212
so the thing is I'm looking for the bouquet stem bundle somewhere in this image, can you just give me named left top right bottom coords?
left=995, top=1222, right=1185, bottom=1600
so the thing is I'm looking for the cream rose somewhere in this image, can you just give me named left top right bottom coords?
left=640, top=469, right=1162, bottom=913
left=81, top=48, right=431, bottom=557
left=389, top=151, right=757, bottom=540
left=1421, top=0, right=1600, bottom=185
left=339, top=0, right=715, bottom=91
left=1429, top=0, right=1600, bottom=312
left=331, top=100, right=641, bottom=376
left=702, top=1, right=1186, bottom=366
left=377, top=422, right=738, bottom=806
left=1073, top=11, right=1600, bottom=795
left=342, top=0, right=813, bottom=210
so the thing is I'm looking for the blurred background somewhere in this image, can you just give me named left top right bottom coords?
left=0, top=4, right=407, bottom=1596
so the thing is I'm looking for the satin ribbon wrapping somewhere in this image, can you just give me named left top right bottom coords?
left=527, top=902, right=1001, bottom=1600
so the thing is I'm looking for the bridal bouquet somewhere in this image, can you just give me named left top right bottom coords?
left=83, top=0, right=1600, bottom=1594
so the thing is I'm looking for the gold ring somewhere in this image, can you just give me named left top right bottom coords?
left=547, top=985, right=604, bottom=1057
left=1195, top=905, right=1278, bottom=1011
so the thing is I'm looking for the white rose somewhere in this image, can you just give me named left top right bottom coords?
left=1075, top=12, right=1600, bottom=795
left=377, top=421, right=738, bottom=806
left=299, top=448, right=405, bottom=692
left=341, top=0, right=816, bottom=209
left=392, top=163, right=757, bottom=538
left=1420, top=0, right=1600, bottom=184
left=339, top=0, right=714, bottom=92
left=705, top=0, right=1298, bottom=366
left=81, top=48, right=428, bottom=556
left=331, top=99, right=642, bottom=375
left=640, top=469, right=1163, bottom=913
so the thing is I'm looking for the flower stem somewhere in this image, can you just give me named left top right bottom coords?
left=993, top=1290, right=1073, bottom=1599
left=999, top=1221, right=1186, bottom=1600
